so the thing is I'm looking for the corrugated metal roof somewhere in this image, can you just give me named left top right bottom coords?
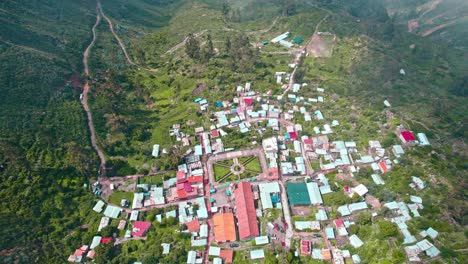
left=306, top=182, right=323, bottom=204
left=287, top=182, right=311, bottom=205
left=250, top=249, right=265, bottom=259
left=213, top=213, right=236, bottom=242
left=349, top=234, right=364, bottom=248
left=235, top=182, right=259, bottom=239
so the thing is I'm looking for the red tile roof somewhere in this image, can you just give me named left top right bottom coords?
left=220, top=249, right=234, bottom=263
left=132, top=221, right=151, bottom=237
left=186, top=219, right=200, bottom=232
left=188, top=175, right=203, bottom=183
left=303, top=138, right=313, bottom=144
left=234, top=182, right=259, bottom=239
left=401, top=130, right=416, bottom=142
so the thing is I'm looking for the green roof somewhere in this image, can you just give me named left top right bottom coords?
left=293, top=36, right=304, bottom=44
left=286, top=182, right=311, bottom=205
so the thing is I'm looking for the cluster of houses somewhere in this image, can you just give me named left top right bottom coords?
left=71, top=45, right=439, bottom=263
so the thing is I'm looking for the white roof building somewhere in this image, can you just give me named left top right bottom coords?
left=103, top=205, right=122, bottom=219
left=258, top=182, right=280, bottom=209
left=93, top=200, right=105, bottom=213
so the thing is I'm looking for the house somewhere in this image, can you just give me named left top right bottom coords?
left=258, top=182, right=280, bottom=209
left=209, top=246, right=221, bottom=257
left=255, top=236, right=269, bottom=245
left=294, top=221, right=320, bottom=231
left=103, top=205, right=122, bottom=219
left=417, top=133, right=430, bottom=146
left=129, top=210, right=139, bottom=221
left=213, top=213, right=236, bottom=242
left=186, top=219, right=200, bottom=232
left=234, top=182, right=260, bottom=240
left=161, top=243, right=171, bottom=254
left=325, top=227, right=335, bottom=239
left=399, top=130, right=416, bottom=144
left=132, top=221, right=151, bottom=237
left=349, top=234, right=364, bottom=248
left=93, top=200, right=105, bottom=213
left=353, top=184, right=368, bottom=197
left=250, top=249, right=265, bottom=260
left=371, top=174, right=385, bottom=185
left=301, top=240, right=311, bottom=255
left=98, top=217, right=109, bottom=231
left=220, top=249, right=234, bottom=263
left=392, top=145, right=405, bottom=158
left=152, top=144, right=160, bottom=157
left=186, top=250, right=197, bottom=264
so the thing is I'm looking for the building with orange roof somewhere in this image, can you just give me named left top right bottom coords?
left=220, top=249, right=234, bottom=263
left=322, top=249, right=332, bottom=260
left=213, top=213, right=236, bottom=242
left=186, top=219, right=200, bottom=232
left=234, top=182, right=259, bottom=240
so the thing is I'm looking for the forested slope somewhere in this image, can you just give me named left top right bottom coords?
left=0, top=0, right=99, bottom=262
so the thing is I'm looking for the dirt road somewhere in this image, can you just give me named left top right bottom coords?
left=81, top=3, right=106, bottom=177
left=97, top=0, right=157, bottom=72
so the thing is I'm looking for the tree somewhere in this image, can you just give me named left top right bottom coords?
left=100, top=225, right=116, bottom=237
left=185, top=33, right=200, bottom=60
left=224, top=37, right=231, bottom=54
left=378, top=220, right=398, bottom=238
left=94, top=243, right=120, bottom=264
left=222, top=1, right=230, bottom=17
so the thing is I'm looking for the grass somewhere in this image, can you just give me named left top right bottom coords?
left=138, top=174, right=167, bottom=186
left=109, top=191, right=134, bottom=205
left=213, top=164, right=232, bottom=181
left=242, top=156, right=262, bottom=172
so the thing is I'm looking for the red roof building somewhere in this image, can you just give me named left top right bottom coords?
left=177, top=170, right=186, bottom=182
left=243, top=98, right=254, bottom=106
left=210, top=129, right=220, bottom=138
left=289, top=131, right=298, bottom=140
left=132, top=221, right=151, bottom=237
left=234, top=182, right=259, bottom=240
left=400, top=130, right=416, bottom=143
left=186, top=219, right=201, bottom=232
left=100, top=237, right=112, bottom=244
left=188, top=175, right=203, bottom=183
left=378, top=160, right=390, bottom=173
left=300, top=240, right=311, bottom=256
left=220, top=249, right=234, bottom=263
left=265, top=167, right=279, bottom=180
left=333, top=219, right=344, bottom=228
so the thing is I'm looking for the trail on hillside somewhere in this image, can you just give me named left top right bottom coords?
left=281, top=12, right=329, bottom=97
left=97, top=0, right=157, bottom=72
left=81, top=3, right=106, bottom=177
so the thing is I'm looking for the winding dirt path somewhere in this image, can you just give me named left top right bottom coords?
left=280, top=13, right=329, bottom=97
left=81, top=3, right=106, bottom=177
left=97, top=0, right=157, bottom=72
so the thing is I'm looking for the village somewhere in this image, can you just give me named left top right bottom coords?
left=68, top=32, right=439, bottom=264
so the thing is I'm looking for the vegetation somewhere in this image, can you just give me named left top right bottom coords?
left=0, top=0, right=466, bottom=263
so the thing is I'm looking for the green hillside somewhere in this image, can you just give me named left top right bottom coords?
left=0, top=0, right=466, bottom=263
